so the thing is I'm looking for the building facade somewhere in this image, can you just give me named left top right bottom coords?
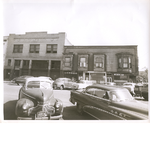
left=63, top=46, right=139, bottom=84
left=4, top=32, right=139, bottom=84
left=4, top=32, right=71, bottom=80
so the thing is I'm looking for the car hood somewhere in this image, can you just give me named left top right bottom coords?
left=22, top=88, right=55, bottom=105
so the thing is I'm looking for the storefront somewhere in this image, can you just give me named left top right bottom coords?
left=113, top=73, right=128, bottom=85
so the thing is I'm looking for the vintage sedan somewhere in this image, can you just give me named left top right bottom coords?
left=15, top=77, right=63, bottom=120
left=69, top=84, right=148, bottom=120
left=11, top=75, right=34, bottom=85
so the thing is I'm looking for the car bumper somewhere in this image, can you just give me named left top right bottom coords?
left=17, top=114, right=63, bottom=120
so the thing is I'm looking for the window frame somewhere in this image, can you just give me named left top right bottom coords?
left=118, top=56, right=132, bottom=69
left=79, top=57, right=86, bottom=67
left=13, top=44, right=23, bottom=53
left=29, top=44, right=40, bottom=53
left=14, top=60, right=21, bottom=67
left=46, top=44, right=57, bottom=53
left=64, top=57, right=71, bottom=67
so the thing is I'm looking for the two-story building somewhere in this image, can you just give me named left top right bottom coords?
left=4, top=32, right=72, bottom=80
left=4, top=32, right=139, bottom=84
left=62, top=46, right=139, bottom=84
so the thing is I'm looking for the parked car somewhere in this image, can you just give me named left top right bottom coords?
left=11, top=75, right=34, bottom=85
left=75, top=80, right=96, bottom=89
left=105, top=82, right=116, bottom=86
left=123, top=82, right=136, bottom=96
left=134, top=83, right=148, bottom=101
left=38, top=76, right=54, bottom=85
left=15, top=77, right=63, bottom=120
left=69, top=84, right=148, bottom=120
left=53, top=78, right=76, bottom=90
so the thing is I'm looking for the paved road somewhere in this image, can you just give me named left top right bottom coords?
left=3, top=82, right=96, bottom=120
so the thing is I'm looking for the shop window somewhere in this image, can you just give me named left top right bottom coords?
left=14, top=60, right=21, bottom=67
left=29, top=44, right=40, bottom=53
left=64, top=57, right=71, bottom=67
left=95, top=57, right=103, bottom=68
left=13, top=45, right=23, bottom=53
left=80, top=58, right=86, bottom=67
left=46, top=44, right=57, bottom=53
left=23, top=60, right=29, bottom=68
left=8, top=59, right=11, bottom=66
left=51, top=61, right=60, bottom=69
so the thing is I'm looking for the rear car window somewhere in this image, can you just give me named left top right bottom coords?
left=27, top=81, right=51, bottom=89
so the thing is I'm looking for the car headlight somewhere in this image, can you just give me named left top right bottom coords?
left=55, top=103, right=60, bottom=108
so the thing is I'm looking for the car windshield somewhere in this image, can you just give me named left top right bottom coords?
left=109, top=89, right=133, bottom=101
left=27, top=81, right=51, bottom=89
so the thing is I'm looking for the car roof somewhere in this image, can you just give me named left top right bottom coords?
left=86, top=84, right=126, bottom=91
left=56, top=78, right=71, bottom=80
left=26, top=77, right=50, bottom=82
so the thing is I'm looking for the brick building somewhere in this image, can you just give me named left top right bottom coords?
left=63, top=46, right=139, bottom=84
left=4, top=32, right=139, bottom=84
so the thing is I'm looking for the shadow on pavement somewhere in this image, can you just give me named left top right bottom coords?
left=63, top=106, right=96, bottom=120
left=3, top=101, right=96, bottom=120
left=4, top=100, right=18, bottom=120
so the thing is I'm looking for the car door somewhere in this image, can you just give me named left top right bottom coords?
left=82, top=88, right=123, bottom=120
left=64, top=79, right=71, bottom=88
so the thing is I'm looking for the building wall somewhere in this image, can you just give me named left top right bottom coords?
left=63, top=46, right=139, bottom=83
left=4, top=32, right=139, bottom=84
left=4, top=32, right=66, bottom=80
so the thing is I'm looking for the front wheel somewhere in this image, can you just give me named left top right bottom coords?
left=60, top=85, right=64, bottom=90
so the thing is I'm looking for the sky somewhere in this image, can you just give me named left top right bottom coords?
left=1, top=0, right=150, bottom=70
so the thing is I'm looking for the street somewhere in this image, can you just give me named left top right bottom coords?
left=3, top=82, right=96, bottom=120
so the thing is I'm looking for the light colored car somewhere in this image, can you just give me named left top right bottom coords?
left=38, top=76, right=54, bottom=85
left=75, top=80, right=96, bottom=89
left=123, top=82, right=136, bottom=95
left=53, top=78, right=76, bottom=90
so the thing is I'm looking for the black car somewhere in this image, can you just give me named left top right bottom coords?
left=70, top=84, right=148, bottom=120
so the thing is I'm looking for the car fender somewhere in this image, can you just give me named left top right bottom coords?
left=15, top=98, right=35, bottom=117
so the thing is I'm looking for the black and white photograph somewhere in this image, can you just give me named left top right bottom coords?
left=1, top=0, right=150, bottom=149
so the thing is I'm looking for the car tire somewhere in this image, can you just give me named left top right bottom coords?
left=60, top=85, right=64, bottom=90
left=76, top=103, right=84, bottom=115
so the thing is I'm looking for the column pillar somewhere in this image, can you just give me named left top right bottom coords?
left=29, top=59, right=32, bottom=75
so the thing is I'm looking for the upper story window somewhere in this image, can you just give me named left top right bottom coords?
left=65, top=57, right=71, bottom=67
left=118, top=56, right=132, bottom=69
left=14, top=60, right=21, bottom=67
left=46, top=44, right=57, bottom=53
left=80, top=57, right=86, bottom=67
left=13, top=44, right=23, bottom=53
left=95, top=57, right=103, bottom=68
left=8, top=59, right=11, bottom=66
left=29, top=44, right=40, bottom=53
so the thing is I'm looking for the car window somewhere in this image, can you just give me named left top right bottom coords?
left=86, top=88, right=106, bottom=98
left=27, top=81, right=51, bottom=89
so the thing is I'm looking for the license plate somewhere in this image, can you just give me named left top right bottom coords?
left=36, top=111, right=47, bottom=118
